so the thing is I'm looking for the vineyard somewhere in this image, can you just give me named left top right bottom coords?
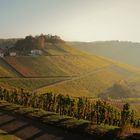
left=4, top=55, right=112, bottom=77
left=0, top=54, right=139, bottom=98
left=0, top=36, right=140, bottom=139
left=0, top=87, right=139, bottom=129
left=35, top=68, right=140, bottom=97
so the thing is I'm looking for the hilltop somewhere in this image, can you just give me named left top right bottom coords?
left=0, top=35, right=84, bottom=56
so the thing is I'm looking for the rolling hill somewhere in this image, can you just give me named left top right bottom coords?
left=69, top=41, right=140, bottom=67
left=0, top=35, right=140, bottom=98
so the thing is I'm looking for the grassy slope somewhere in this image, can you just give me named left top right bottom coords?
left=35, top=69, right=133, bottom=97
left=2, top=55, right=140, bottom=97
left=0, top=54, right=111, bottom=94
left=35, top=59, right=140, bottom=97
left=4, top=55, right=111, bottom=77
left=44, top=43, right=85, bottom=55
left=4, top=56, right=67, bottom=77
left=1, top=42, right=140, bottom=97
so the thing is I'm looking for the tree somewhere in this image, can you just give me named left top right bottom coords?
left=77, top=97, right=85, bottom=119
left=121, top=103, right=131, bottom=126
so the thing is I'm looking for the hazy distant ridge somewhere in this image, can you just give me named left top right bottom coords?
left=69, top=41, right=140, bottom=67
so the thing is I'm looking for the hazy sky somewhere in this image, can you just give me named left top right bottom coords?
left=0, top=0, right=140, bottom=41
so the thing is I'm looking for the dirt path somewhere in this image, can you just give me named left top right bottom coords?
left=0, top=110, right=92, bottom=140
left=33, top=64, right=116, bottom=92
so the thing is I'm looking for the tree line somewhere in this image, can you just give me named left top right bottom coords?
left=15, top=34, right=64, bottom=50
left=0, top=87, right=139, bottom=128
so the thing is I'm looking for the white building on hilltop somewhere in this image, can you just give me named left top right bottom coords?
left=9, top=52, right=16, bottom=56
left=31, top=49, right=43, bottom=56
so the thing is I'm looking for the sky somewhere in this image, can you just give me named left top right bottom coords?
left=0, top=0, right=140, bottom=42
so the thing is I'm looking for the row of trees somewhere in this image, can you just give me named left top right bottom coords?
left=0, top=87, right=139, bottom=128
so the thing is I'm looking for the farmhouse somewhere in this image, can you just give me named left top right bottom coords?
left=31, top=49, right=43, bottom=56
left=0, top=48, right=5, bottom=57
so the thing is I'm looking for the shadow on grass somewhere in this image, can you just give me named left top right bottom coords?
left=0, top=118, right=17, bottom=127
left=9, top=123, right=30, bottom=134
left=0, top=103, right=124, bottom=140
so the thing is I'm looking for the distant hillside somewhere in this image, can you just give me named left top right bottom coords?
left=99, top=80, right=140, bottom=99
left=69, top=41, right=140, bottom=67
